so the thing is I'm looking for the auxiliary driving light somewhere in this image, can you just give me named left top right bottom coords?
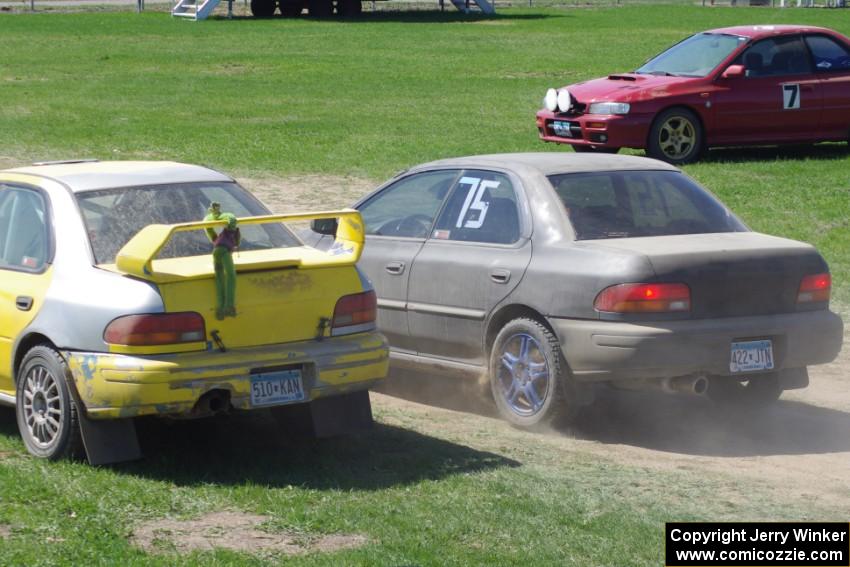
left=544, top=88, right=558, bottom=112
left=557, top=89, right=572, bottom=112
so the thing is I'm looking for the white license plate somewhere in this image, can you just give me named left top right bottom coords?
left=552, top=120, right=575, bottom=137
left=729, top=340, right=774, bottom=373
left=250, top=369, right=305, bottom=407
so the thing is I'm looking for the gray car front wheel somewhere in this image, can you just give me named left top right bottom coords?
left=489, top=318, right=580, bottom=428
left=16, top=346, right=83, bottom=460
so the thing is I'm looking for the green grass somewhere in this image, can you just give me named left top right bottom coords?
left=0, top=398, right=846, bottom=567
left=1, top=6, right=848, bottom=301
left=1, top=6, right=849, bottom=565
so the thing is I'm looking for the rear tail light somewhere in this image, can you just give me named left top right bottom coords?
left=332, top=290, right=377, bottom=333
left=104, top=312, right=206, bottom=346
left=797, top=273, right=831, bottom=303
left=594, top=283, right=691, bottom=313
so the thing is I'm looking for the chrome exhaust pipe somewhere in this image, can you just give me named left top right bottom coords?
left=661, top=375, right=708, bottom=396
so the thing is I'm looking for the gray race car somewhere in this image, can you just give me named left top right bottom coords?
left=309, top=153, right=844, bottom=427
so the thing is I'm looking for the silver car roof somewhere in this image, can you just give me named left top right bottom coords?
left=412, top=152, right=680, bottom=176
left=3, top=161, right=233, bottom=192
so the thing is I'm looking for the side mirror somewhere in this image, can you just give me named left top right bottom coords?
left=721, top=64, right=745, bottom=79
left=311, top=218, right=339, bottom=236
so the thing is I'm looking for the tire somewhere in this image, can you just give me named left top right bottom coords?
left=646, top=107, right=704, bottom=165
left=307, top=0, right=333, bottom=17
left=250, top=0, right=276, bottom=17
left=338, top=0, right=361, bottom=16
left=571, top=145, right=620, bottom=154
left=489, top=318, right=580, bottom=428
left=279, top=0, right=303, bottom=16
left=706, top=372, right=782, bottom=408
left=15, top=346, right=83, bottom=460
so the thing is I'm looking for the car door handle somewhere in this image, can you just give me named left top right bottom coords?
left=385, top=261, right=405, bottom=275
left=490, top=269, right=511, bottom=284
left=16, top=296, right=33, bottom=311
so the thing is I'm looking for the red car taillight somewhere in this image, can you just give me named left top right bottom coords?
left=104, top=312, right=206, bottom=346
left=594, top=283, right=691, bottom=313
left=332, top=290, right=377, bottom=331
left=797, top=273, right=831, bottom=303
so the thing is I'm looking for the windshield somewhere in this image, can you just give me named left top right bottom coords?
left=76, top=182, right=299, bottom=264
left=636, top=33, right=748, bottom=78
left=547, top=170, right=748, bottom=240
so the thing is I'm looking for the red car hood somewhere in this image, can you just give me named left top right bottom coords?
left=566, top=73, right=701, bottom=105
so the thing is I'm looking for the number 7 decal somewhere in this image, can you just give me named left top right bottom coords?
left=782, top=84, right=800, bottom=110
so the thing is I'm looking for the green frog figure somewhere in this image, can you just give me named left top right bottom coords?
left=204, top=202, right=240, bottom=320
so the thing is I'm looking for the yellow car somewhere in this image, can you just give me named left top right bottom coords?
left=0, top=160, right=388, bottom=464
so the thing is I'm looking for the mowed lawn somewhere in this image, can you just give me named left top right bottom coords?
left=2, top=6, right=850, bottom=300
left=0, top=6, right=849, bottom=566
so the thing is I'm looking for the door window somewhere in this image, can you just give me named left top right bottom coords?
left=805, top=34, right=850, bottom=73
left=0, top=187, right=49, bottom=272
left=737, top=36, right=812, bottom=77
left=359, top=170, right=458, bottom=238
left=432, top=170, right=521, bottom=245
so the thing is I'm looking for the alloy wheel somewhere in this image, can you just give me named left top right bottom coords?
left=21, top=364, right=64, bottom=449
left=658, top=116, right=696, bottom=160
left=496, top=333, right=551, bottom=417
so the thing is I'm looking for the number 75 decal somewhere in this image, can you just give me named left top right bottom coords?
left=456, top=176, right=499, bottom=229
left=782, top=84, right=800, bottom=110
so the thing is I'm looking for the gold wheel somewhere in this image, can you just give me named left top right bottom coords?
left=657, top=115, right=697, bottom=161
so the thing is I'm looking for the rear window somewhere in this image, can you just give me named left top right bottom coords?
left=547, top=170, right=747, bottom=240
left=76, top=182, right=299, bottom=264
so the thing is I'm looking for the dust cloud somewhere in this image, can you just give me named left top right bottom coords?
left=380, top=339, right=850, bottom=506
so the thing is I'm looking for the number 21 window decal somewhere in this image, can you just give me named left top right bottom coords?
left=782, top=84, right=800, bottom=110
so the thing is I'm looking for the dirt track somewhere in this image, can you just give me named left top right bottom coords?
left=373, top=331, right=850, bottom=510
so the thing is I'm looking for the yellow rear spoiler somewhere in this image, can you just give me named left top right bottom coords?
left=115, top=210, right=364, bottom=279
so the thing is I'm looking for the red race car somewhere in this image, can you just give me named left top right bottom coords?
left=536, top=25, right=850, bottom=164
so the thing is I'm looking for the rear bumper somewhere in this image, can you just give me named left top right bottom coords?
left=65, top=331, right=389, bottom=419
left=535, top=110, right=653, bottom=149
left=550, top=309, right=843, bottom=382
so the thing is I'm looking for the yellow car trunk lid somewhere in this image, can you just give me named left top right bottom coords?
left=104, top=211, right=368, bottom=349
left=156, top=256, right=362, bottom=348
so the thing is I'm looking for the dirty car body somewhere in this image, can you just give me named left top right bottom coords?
left=0, top=161, right=388, bottom=463
left=309, top=153, right=843, bottom=427
left=536, top=25, right=850, bottom=164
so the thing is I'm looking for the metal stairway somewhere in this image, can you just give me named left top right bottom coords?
left=171, top=0, right=226, bottom=20
left=448, top=0, right=495, bottom=14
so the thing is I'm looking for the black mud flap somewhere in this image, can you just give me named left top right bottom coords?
left=271, top=390, right=374, bottom=439
left=78, top=414, right=142, bottom=466
left=64, top=369, right=142, bottom=465
left=777, top=367, right=809, bottom=391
